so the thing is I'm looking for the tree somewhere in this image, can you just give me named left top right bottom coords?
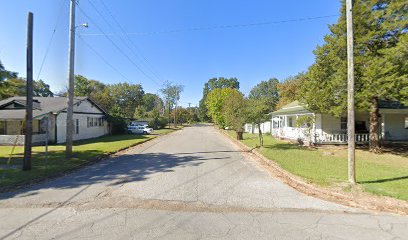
left=143, top=93, right=163, bottom=112
left=160, top=81, right=184, bottom=127
left=300, top=0, right=408, bottom=152
left=34, top=80, right=53, bottom=97
left=1, top=78, right=25, bottom=99
left=0, top=60, right=18, bottom=100
left=276, top=73, right=305, bottom=109
left=222, top=89, right=247, bottom=140
left=74, top=75, right=91, bottom=96
left=205, top=87, right=237, bottom=128
left=109, top=82, right=145, bottom=119
left=247, top=78, right=280, bottom=146
left=198, top=77, right=239, bottom=121
left=246, top=98, right=270, bottom=146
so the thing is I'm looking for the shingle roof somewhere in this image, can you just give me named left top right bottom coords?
left=0, top=96, right=88, bottom=120
left=271, top=100, right=408, bottom=116
left=271, top=101, right=312, bottom=115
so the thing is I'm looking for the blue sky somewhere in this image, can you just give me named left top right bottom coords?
left=0, top=0, right=341, bottom=107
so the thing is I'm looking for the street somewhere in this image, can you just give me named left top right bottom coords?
left=0, top=125, right=407, bottom=239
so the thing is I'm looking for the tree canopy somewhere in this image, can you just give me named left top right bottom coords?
left=299, top=0, right=408, bottom=151
left=198, top=77, right=240, bottom=121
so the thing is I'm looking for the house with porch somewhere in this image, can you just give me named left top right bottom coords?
left=0, top=96, right=109, bottom=145
left=270, top=101, right=408, bottom=144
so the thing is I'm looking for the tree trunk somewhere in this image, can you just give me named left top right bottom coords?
left=236, top=131, right=243, bottom=140
left=369, top=97, right=381, bottom=152
left=258, top=123, right=263, bottom=146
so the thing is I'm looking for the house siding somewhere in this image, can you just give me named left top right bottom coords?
left=383, top=114, right=408, bottom=140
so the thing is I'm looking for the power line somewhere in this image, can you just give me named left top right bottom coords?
left=86, top=0, right=164, bottom=84
left=76, top=34, right=132, bottom=82
left=80, top=14, right=340, bottom=37
left=76, top=3, right=162, bottom=86
left=98, top=0, right=165, bottom=82
left=36, top=0, right=67, bottom=81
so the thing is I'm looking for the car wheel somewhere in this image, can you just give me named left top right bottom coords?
left=143, top=131, right=147, bottom=135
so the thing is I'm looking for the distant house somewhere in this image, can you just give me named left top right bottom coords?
left=244, top=121, right=272, bottom=134
left=268, top=101, right=408, bottom=144
left=0, top=97, right=109, bottom=145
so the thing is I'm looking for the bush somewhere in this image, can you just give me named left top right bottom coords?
left=106, top=115, right=127, bottom=134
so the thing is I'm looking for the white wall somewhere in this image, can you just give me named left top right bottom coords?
left=383, top=114, right=408, bottom=141
left=56, top=100, right=109, bottom=143
left=244, top=121, right=271, bottom=134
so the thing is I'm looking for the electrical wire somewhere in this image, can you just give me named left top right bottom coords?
left=76, top=3, right=162, bottom=86
left=80, top=14, right=340, bottom=37
left=98, top=0, right=165, bottom=82
left=36, top=0, right=67, bottom=81
left=76, top=34, right=132, bottom=82
left=86, top=0, right=163, bottom=84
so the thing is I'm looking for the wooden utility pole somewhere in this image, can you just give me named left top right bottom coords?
left=346, top=0, right=356, bottom=184
left=23, top=12, right=34, bottom=171
left=66, top=0, right=76, bottom=159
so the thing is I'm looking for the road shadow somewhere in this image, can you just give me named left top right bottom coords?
left=0, top=151, right=210, bottom=200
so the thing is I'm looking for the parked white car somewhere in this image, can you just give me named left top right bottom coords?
left=127, top=125, right=153, bottom=134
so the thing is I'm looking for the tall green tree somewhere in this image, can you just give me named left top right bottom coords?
left=34, top=80, right=53, bottom=97
left=205, top=87, right=238, bottom=128
left=300, top=0, right=408, bottom=152
left=0, top=61, right=18, bottom=100
left=143, top=93, right=163, bottom=112
left=247, top=78, right=280, bottom=146
left=222, top=89, right=247, bottom=140
left=277, top=73, right=305, bottom=109
left=198, top=77, right=240, bottom=121
left=160, top=81, right=184, bottom=127
left=110, top=82, right=145, bottom=119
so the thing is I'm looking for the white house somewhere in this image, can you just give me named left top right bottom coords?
left=270, top=101, right=408, bottom=144
left=0, top=97, right=110, bottom=145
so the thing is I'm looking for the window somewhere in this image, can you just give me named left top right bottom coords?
left=76, top=119, right=79, bottom=134
left=405, top=117, right=408, bottom=129
left=355, top=121, right=367, bottom=133
left=98, top=118, right=102, bottom=126
left=288, top=117, right=294, bottom=127
left=93, top=117, right=97, bottom=127
left=0, top=121, right=6, bottom=135
left=341, top=117, right=347, bottom=130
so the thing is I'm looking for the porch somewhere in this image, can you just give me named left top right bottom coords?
left=0, top=119, right=48, bottom=145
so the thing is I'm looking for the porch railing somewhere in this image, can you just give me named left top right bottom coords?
left=316, top=133, right=369, bottom=144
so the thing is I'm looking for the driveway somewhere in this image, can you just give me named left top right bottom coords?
left=0, top=125, right=407, bottom=239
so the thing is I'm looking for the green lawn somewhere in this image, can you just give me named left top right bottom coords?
left=0, top=128, right=174, bottom=189
left=225, top=131, right=408, bottom=201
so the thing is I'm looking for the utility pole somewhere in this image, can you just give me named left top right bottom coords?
left=23, top=12, right=34, bottom=171
left=66, top=0, right=76, bottom=159
left=346, top=0, right=356, bottom=184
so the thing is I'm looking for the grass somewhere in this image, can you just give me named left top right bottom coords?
left=0, top=128, right=175, bottom=189
left=225, top=131, right=408, bottom=201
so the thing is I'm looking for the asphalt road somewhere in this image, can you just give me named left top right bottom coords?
left=0, top=125, right=407, bottom=239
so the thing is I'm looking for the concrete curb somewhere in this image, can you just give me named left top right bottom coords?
left=219, top=128, right=408, bottom=215
left=0, top=129, right=179, bottom=193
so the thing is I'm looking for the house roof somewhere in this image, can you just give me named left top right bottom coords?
left=271, top=101, right=312, bottom=115
left=271, top=100, right=408, bottom=116
left=0, top=96, right=88, bottom=120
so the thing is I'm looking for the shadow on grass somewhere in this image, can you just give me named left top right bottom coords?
left=262, top=143, right=314, bottom=151
left=356, top=142, right=408, bottom=158
left=0, top=150, right=218, bottom=199
left=72, top=134, right=149, bottom=145
left=358, top=175, right=408, bottom=184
